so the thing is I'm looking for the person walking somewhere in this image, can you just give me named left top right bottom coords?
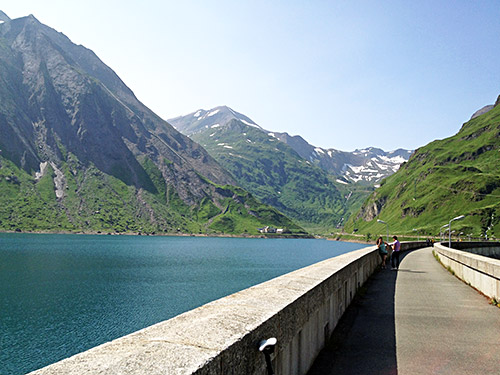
left=376, top=237, right=388, bottom=269
left=391, top=235, right=401, bottom=270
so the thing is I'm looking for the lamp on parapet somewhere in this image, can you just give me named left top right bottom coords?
left=448, top=215, right=465, bottom=248
left=377, top=219, right=389, bottom=242
left=259, top=338, right=277, bottom=375
left=412, top=228, right=420, bottom=241
left=440, top=224, right=449, bottom=241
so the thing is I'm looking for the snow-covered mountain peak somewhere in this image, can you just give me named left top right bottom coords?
left=170, top=106, right=413, bottom=184
left=169, top=106, right=261, bottom=135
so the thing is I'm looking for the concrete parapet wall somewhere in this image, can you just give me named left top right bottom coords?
left=434, top=242, right=500, bottom=301
left=447, top=241, right=500, bottom=259
left=29, top=242, right=426, bottom=375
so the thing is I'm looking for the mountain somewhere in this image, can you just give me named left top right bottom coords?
left=0, top=10, right=9, bottom=22
left=0, top=13, right=303, bottom=235
left=170, top=106, right=411, bottom=230
left=271, top=132, right=412, bottom=184
left=170, top=106, right=346, bottom=228
left=470, top=95, right=500, bottom=120
left=171, top=107, right=412, bottom=185
left=346, top=95, right=500, bottom=239
left=168, top=106, right=261, bottom=136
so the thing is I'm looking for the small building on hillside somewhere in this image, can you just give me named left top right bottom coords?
left=258, top=226, right=279, bottom=234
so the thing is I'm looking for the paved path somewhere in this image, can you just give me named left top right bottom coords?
left=308, top=247, right=500, bottom=375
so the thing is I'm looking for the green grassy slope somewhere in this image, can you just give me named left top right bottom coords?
left=0, top=154, right=305, bottom=236
left=345, top=104, right=500, bottom=239
left=192, top=119, right=346, bottom=229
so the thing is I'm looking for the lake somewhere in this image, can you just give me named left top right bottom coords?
left=0, top=233, right=364, bottom=375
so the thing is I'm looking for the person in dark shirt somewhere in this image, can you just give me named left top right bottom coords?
left=391, top=235, right=401, bottom=270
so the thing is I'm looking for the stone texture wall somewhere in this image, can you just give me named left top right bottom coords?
left=435, top=242, right=500, bottom=301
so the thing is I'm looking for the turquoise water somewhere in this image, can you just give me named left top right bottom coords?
left=0, top=233, right=363, bottom=375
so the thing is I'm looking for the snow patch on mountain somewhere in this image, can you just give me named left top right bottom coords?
left=379, top=155, right=406, bottom=164
left=207, top=109, right=220, bottom=117
left=169, top=106, right=412, bottom=185
left=239, top=118, right=252, bottom=125
left=241, top=119, right=261, bottom=129
left=339, top=149, right=410, bottom=182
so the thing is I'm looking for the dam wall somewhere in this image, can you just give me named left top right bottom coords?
left=445, top=241, right=500, bottom=259
left=30, top=242, right=425, bottom=375
left=434, top=242, right=500, bottom=301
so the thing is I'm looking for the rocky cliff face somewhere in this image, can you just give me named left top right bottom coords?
left=0, top=13, right=301, bottom=234
left=0, top=10, right=9, bottom=22
left=0, top=14, right=233, bottom=192
left=470, top=95, right=500, bottom=120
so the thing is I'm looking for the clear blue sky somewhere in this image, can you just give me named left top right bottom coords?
left=2, top=1, right=499, bottom=151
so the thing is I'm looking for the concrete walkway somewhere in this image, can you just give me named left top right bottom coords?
left=307, top=247, right=500, bottom=375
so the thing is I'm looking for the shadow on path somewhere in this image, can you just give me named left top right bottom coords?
left=307, top=253, right=410, bottom=375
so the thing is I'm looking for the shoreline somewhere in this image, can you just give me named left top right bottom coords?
left=328, top=237, right=372, bottom=245
left=1, top=230, right=436, bottom=245
left=0, top=229, right=315, bottom=240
